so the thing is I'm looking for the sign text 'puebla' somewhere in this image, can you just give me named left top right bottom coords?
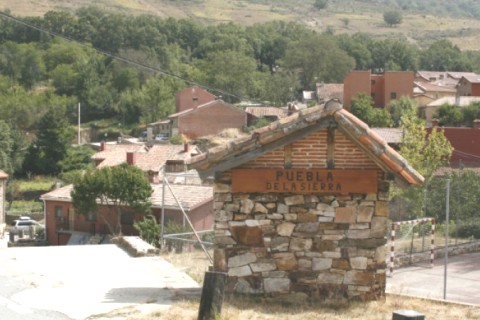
left=231, top=169, right=378, bottom=194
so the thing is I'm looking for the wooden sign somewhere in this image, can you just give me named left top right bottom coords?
left=231, top=169, right=378, bottom=194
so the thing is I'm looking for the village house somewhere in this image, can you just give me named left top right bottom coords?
left=343, top=70, right=414, bottom=109
left=186, top=100, right=423, bottom=301
left=40, top=183, right=213, bottom=246
left=169, top=99, right=247, bottom=139
left=456, top=74, right=480, bottom=96
left=175, top=86, right=217, bottom=113
left=420, top=96, right=480, bottom=125
left=91, top=141, right=201, bottom=184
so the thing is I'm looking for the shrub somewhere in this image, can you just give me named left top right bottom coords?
left=133, top=215, right=161, bottom=247
left=455, top=224, right=480, bottom=239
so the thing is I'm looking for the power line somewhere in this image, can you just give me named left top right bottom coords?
left=0, top=10, right=250, bottom=102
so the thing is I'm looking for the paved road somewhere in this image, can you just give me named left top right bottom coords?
left=0, top=236, right=199, bottom=320
left=387, top=251, right=480, bottom=305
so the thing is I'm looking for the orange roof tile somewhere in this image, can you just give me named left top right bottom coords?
left=187, top=100, right=424, bottom=186
left=40, top=183, right=213, bottom=211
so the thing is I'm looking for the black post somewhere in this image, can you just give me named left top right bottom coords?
left=197, top=271, right=227, bottom=320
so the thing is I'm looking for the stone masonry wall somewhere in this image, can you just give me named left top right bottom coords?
left=213, top=171, right=390, bottom=301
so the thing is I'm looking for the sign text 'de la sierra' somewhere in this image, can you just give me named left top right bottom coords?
left=231, top=169, right=378, bottom=194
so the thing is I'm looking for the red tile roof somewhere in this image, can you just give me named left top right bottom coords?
left=0, top=170, right=7, bottom=179
left=372, top=128, right=404, bottom=144
left=40, top=183, right=213, bottom=211
left=92, top=143, right=199, bottom=173
left=187, top=101, right=424, bottom=186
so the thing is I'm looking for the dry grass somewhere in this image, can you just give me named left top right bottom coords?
left=91, top=248, right=480, bottom=319
left=161, top=248, right=213, bottom=284
left=139, top=294, right=480, bottom=320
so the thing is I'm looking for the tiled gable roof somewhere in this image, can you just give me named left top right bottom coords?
left=169, top=99, right=244, bottom=119
left=92, top=144, right=146, bottom=168
left=186, top=101, right=424, bottom=186
left=427, top=96, right=480, bottom=107
left=0, top=170, right=8, bottom=179
left=40, top=183, right=213, bottom=211
left=414, top=81, right=456, bottom=93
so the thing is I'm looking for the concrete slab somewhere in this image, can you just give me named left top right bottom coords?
left=387, top=252, right=480, bottom=305
left=0, top=237, right=200, bottom=319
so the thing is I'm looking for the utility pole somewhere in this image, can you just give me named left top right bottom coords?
left=444, top=178, right=450, bottom=300
left=77, top=102, right=81, bottom=145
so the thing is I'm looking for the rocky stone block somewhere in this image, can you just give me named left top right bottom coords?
left=229, top=265, right=253, bottom=277
left=350, top=257, right=368, bottom=270
left=264, top=278, right=290, bottom=293
left=312, top=257, right=332, bottom=271
left=215, top=210, right=233, bottom=222
left=277, top=222, right=295, bottom=237
left=277, top=203, right=289, bottom=214
left=357, top=206, right=374, bottom=223
left=230, top=226, right=264, bottom=246
left=317, top=272, right=344, bottom=284
left=375, top=201, right=389, bottom=217
left=371, top=217, right=387, bottom=238
left=289, top=237, right=313, bottom=251
left=254, top=202, right=268, bottom=214
left=335, top=207, right=356, bottom=223
left=250, top=261, right=277, bottom=273
left=228, top=252, right=257, bottom=268
left=274, top=252, right=298, bottom=271
left=214, top=183, right=231, bottom=193
left=240, top=198, right=255, bottom=214
left=284, top=195, right=305, bottom=206
left=295, top=222, right=319, bottom=233
left=271, top=236, right=290, bottom=252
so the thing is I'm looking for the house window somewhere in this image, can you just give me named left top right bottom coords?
left=87, top=211, right=97, bottom=222
left=55, top=206, right=62, bottom=219
left=390, top=92, right=397, bottom=99
left=371, top=93, right=376, bottom=99
left=121, top=212, right=134, bottom=225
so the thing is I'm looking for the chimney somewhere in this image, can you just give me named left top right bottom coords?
left=100, top=141, right=107, bottom=151
left=474, top=119, right=480, bottom=129
left=431, top=119, right=439, bottom=127
left=192, top=97, right=198, bottom=108
left=184, top=143, right=189, bottom=153
left=126, top=152, right=136, bottom=165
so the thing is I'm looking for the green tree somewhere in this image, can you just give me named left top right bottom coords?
left=461, top=102, right=480, bottom=127
left=351, top=94, right=393, bottom=127
left=281, top=33, right=355, bottom=89
left=383, top=11, right=403, bottom=27
left=0, top=120, right=13, bottom=174
left=420, top=40, right=471, bottom=71
left=387, top=96, right=418, bottom=127
left=393, top=109, right=453, bottom=217
left=434, top=104, right=463, bottom=126
left=23, top=106, right=74, bottom=175
left=134, top=215, right=161, bottom=247
left=71, top=163, right=152, bottom=235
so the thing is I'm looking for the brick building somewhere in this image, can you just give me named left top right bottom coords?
left=169, top=99, right=246, bottom=139
left=175, top=86, right=217, bottom=113
left=40, top=183, right=213, bottom=246
left=187, top=101, right=423, bottom=301
left=343, top=71, right=414, bottom=109
left=456, top=75, right=480, bottom=97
